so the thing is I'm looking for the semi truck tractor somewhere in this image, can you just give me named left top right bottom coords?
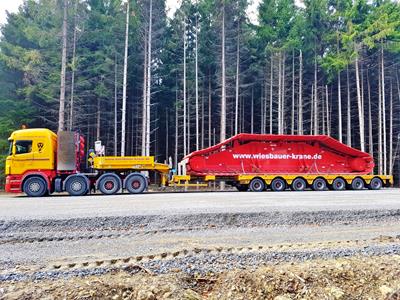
left=4, top=128, right=393, bottom=197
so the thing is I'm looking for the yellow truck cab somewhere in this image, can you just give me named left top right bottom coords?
left=5, top=128, right=169, bottom=197
left=5, top=129, right=58, bottom=194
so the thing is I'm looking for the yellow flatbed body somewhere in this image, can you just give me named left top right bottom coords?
left=93, top=156, right=169, bottom=174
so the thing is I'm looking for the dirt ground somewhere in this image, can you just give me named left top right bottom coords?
left=1, top=255, right=400, bottom=300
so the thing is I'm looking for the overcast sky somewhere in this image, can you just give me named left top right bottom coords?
left=0, top=0, right=260, bottom=25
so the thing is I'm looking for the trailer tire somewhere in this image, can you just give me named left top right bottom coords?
left=65, top=175, right=88, bottom=196
left=271, top=178, right=286, bottom=192
left=291, top=178, right=306, bottom=191
left=23, top=176, right=47, bottom=197
left=351, top=178, right=365, bottom=190
left=312, top=178, right=327, bottom=191
left=368, top=177, right=383, bottom=190
left=98, top=174, right=121, bottom=195
left=125, top=174, right=147, bottom=194
left=331, top=178, right=346, bottom=191
left=249, top=178, right=265, bottom=192
left=236, top=184, right=248, bottom=192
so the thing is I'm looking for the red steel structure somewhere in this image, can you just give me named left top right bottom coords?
left=184, top=134, right=374, bottom=176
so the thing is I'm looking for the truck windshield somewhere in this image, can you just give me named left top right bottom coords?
left=8, top=140, right=13, bottom=155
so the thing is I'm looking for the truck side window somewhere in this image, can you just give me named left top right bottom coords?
left=8, top=140, right=13, bottom=155
left=15, top=140, right=32, bottom=155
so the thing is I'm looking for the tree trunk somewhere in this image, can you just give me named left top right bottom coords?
left=183, top=20, right=187, bottom=156
left=145, top=0, right=152, bottom=156
left=234, top=19, right=240, bottom=135
left=251, top=86, right=254, bottom=134
left=220, top=3, right=226, bottom=142
left=114, top=53, right=118, bottom=155
left=389, top=79, right=393, bottom=175
left=96, top=97, right=100, bottom=140
left=165, top=109, right=169, bottom=162
left=346, top=66, right=351, bottom=147
left=208, top=74, right=212, bottom=147
left=282, top=52, right=286, bottom=133
left=69, top=0, right=78, bottom=131
left=298, top=50, right=303, bottom=135
left=121, top=1, right=129, bottom=156
left=141, top=32, right=147, bottom=156
left=313, top=55, right=318, bottom=135
left=381, top=44, right=387, bottom=175
left=291, top=50, right=295, bottom=135
left=195, top=13, right=199, bottom=150
left=325, top=85, right=330, bottom=136
left=311, top=84, right=314, bottom=134
left=58, top=0, right=68, bottom=132
left=378, top=58, right=383, bottom=174
left=269, top=55, right=273, bottom=134
left=354, top=47, right=365, bottom=151
left=338, top=71, right=342, bottom=143
left=367, top=70, right=373, bottom=158
left=277, top=52, right=282, bottom=134
left=201, top=90, right=204, bottom=149
left=174, top=90, right=178, bottom=170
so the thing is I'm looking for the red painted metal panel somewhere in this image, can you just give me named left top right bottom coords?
left=184, top=134, right=374, bottom=176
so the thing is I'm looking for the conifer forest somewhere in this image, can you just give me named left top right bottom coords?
left=0, top=0, right=399, bottom=183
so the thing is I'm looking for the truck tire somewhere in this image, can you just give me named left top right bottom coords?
left=97, top=174, right=121, bottom=195
left=65, top=175, right=88, bottom=196
left=236, top=184, right=248, bottom=192
left=23, top=176, right=47, bottom=197
left=331, top=178, right=346, bottom=191
left=125, top=174, right=147, bottom=194
left=249, top=178, right=265, bottom=192
left=368, top=177, right=383, bottom=190
left=291, top=178, right=306, bottom=191
left=270, top=178, right=286, bottom=192
left=351, top=178, right=364, bottom=190
left=312, top=178, right=327, bottom=191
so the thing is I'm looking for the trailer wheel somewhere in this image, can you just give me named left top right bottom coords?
left=125, top=174, right=147, bottom=194
left=249, top=178, right=265, bottom=192
left=65, top=175, right=88, bottom=196
left=23, top=176, right=47, bottom=197
left=351, top=178, right=365, bottom=190
left=331, top=178, right=346, bottom=191
left=312, top=178, right=327, bottom=191
left=270, top=178, right=286, bottom=192
left=291, top=178, right=306, bottom=191
left=98, top=174, right=121, bottom=195
left=236, top=184, right=248, bottom=192
left=368, top=177, right=383, bottom=190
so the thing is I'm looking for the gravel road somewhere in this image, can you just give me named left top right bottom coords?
left=0, top=189, right=399, bottom=282
left=1, top=189, right=400, bottom=220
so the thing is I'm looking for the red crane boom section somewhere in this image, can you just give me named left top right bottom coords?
left=184, top=134, right=374, bottom=176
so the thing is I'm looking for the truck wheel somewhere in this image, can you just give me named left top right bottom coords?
left=23, top=176, right=47, bottom=197
left=125, top=174, right=147, bottom=194
left=312, top=178, right=327, bottom=191
left=65, top=175, right=88, bottom=196
left=331, top=178, right=346, bottom=191
left=368, top=177, right=383, bottom=190
left=236, top=184, right=248, bottom=192
left=249, top=178, right=265, bottom=192
left=98, top=174, right=121, bottom=195
left=291, top=178, right=306, bottom=191
left=351, top=178, right=364, bottom=190
left=270, top=178, right=286, bottom=192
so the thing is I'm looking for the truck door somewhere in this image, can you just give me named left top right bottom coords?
left=11, top=140, right=34, bottom=175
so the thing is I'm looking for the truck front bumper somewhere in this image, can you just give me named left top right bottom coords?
left=5, top=175, right=22, bottom=193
